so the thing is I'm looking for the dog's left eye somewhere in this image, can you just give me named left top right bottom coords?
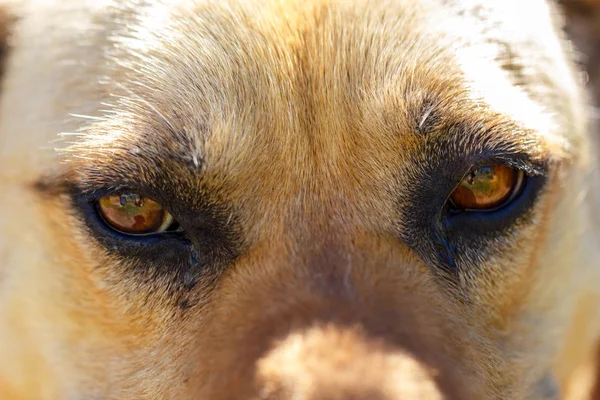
left=97, top=193, right=180, bottom=235
left=448, top=165, right=525, bottom=211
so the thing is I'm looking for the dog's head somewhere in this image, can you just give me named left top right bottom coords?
left=0, top=0, right=598, bottom=399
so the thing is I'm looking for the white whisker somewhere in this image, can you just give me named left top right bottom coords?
left=419, top=104, right=435, bottom=129
left=58, top=132, right=85, bottom=137
left=68, top=113, right=106, bottom=121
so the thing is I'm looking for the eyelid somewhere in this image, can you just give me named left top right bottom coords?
left=70, top=184, right=154, bottom=205
left=498, top=159, right=543, bottom=176
left=468, top=154, right=547, bottom=178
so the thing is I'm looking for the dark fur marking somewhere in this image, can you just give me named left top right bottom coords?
left=398, top=115, right=550, bottom=280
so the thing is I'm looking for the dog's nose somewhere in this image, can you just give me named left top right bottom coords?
left=257, top=324, right=452, bottom=400
left=188, top=237, right=482, bottom=399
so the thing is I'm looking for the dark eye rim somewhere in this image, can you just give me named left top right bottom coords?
left=396, top=149, right=551, bottom=274
left=442, top=170, right=547, bottom=234
left=63, top=182, right=241, bottom=287
left=64, top=188, right=195, bottom=276
left=70, top=186, right=190, bottom=244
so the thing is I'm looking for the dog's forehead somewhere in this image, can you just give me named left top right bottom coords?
left=93, top=0, right=576, bottom=160
left=116, top=0, right=458, bottom=140
left=62, top=0, right=574, bottom=221
left=69, top=1, right=451, bottom=179
left=0, top=0, right=580, bottom=189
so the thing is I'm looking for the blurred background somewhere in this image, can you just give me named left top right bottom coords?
left=561, top=0, right=600, bottom=116
left=560, top=4, right=600, bottom=397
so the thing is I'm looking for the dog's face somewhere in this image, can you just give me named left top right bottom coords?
left=0, top=0, right=598, bottom=399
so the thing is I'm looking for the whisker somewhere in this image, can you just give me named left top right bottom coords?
left=58, top=132, right=86, bottom=137
left=68, top=113, right=106, bottom=121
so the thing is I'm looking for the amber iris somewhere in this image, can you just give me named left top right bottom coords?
left=97, top=194, right=174, bottom=235
left=449, top=165, right=524, bottom=211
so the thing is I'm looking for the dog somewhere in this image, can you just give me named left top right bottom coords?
left=0, top=0, right=599, bottom=398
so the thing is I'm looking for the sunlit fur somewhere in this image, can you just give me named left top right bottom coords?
left=0, top=0, right=598, bottom=399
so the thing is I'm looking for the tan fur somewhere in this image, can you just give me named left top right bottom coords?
left=0, top=0, right=598, bottom=399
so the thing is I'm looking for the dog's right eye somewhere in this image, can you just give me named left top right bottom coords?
left=97, top=193, right=180, bottom=235
left=448, top=165, right=525, bottom=211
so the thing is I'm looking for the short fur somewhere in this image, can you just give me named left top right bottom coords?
left=0, top=0, right=598, bottom=399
